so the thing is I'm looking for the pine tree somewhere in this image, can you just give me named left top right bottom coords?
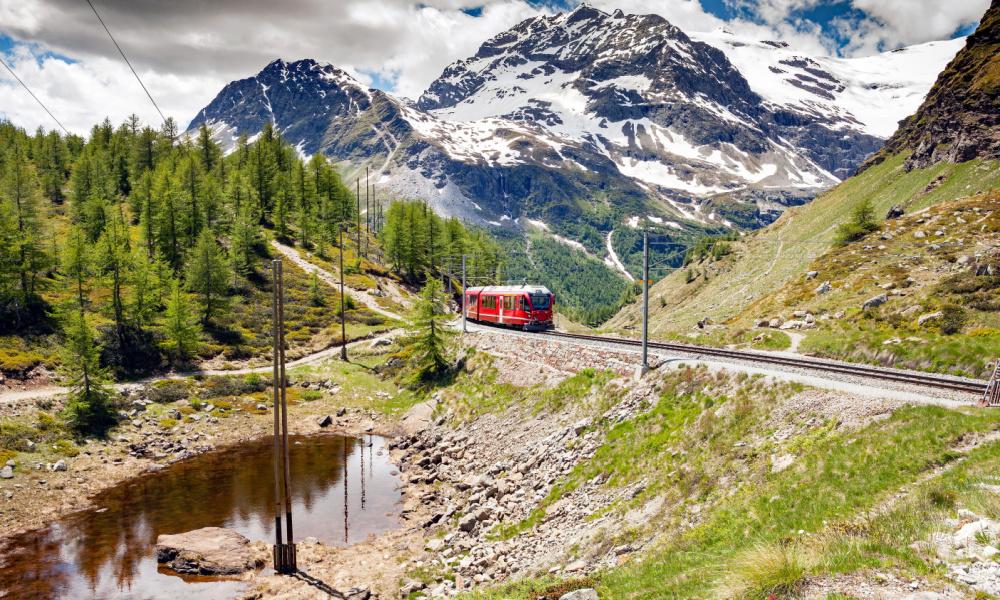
left=62, top=225, right=92, bottom=314
left=229, top=201, right=260, bottom=280
left=309, top=272, right=324, bottom=307
left=128, top=246, right=162, bottom=326
left=404, top=277, right=454, bottom=384
left=186, top=229, right=231, bottom=324
left=60, top=310, right=114, bottom=435
left=1, top=146, right=47, bottom=312
left=161, top=279, right=201, bottom=363
left=95, top=207, right=131, bottom=332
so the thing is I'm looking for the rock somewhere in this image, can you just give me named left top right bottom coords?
left=51, top=460, right=67, bottom=472
left=560, top=588, right=599, bottom=600
left=886, top=205, right=905, bottom=219
left=564, top=559, right=587, bottom=572
left=918, top=311, right=943, bottom=325
left=458, top=512, right=478, bottom=532
left=815, top=281, right=832, bottom=295
left=0, top=466, right=13, bottom=479
left=399, top=399, right=438, bottom=436
left=255, top=403, right=268, bottom=411
left=914, top=231, right=926, bottom=239
left=804, top=313, right=815, bottom=324
left=344, top=586, right=371, bottom=600
left=572, top=419, right=591, bottom=436
left=805, top=270, right=818, bottom=280
left=862, top=293, right=888, bottom=310
left=768, top=318, right=783, bottom=328
left=426, top=538, right=445, bottom=552
left=156, top=527, right=264, bottom=575
left=755, top=318, right=770, bottom=328
left=336, top=407, right=347, bottom=417
left=771, top=454, right=795, bottom=473
left=317, top=415, right=333, bottom=428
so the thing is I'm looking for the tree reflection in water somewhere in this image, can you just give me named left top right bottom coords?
left=0, top=434, right=400, bottom=599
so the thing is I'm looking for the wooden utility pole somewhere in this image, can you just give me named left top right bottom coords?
left=271, top=259, right=297, bottom=573
left=355, top=178, right=361, bottom=254
left=461, top=255, right=467, bottom=333
left=339, top=224, right=348, bottom=361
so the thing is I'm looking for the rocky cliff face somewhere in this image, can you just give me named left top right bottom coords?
left=864, top=0, right=999, bottom=171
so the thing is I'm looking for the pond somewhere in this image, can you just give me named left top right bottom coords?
left=0, top=433, right=401, bottom=599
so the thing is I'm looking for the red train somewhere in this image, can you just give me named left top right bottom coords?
left=464, top=285, right=555, bottom=331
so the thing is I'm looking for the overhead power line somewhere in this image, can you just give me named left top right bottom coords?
left=85, top=0, right=167, bottom=124
left=0, top=55, right=69, bottom=134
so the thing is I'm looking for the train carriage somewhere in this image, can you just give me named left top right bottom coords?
left=465, top=285, right=554, bottom=331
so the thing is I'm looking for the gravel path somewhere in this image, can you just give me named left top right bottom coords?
left=0, top=331, right=400, bottom=405
left=270, top=240, right=405, bottom=321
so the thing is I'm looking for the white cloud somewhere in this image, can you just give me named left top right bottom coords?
left=0, top=0, right=990, bottom=135
left=841, top=0, right=989, bottom=54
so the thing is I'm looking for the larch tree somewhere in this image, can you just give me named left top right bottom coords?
left=161, top=279, right=201, bottom=363
left=186, top=229, right=231, bottom=324
left=60, top=309, right=114, bottom=435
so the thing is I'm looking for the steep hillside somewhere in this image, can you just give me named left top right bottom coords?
left=607, top=154, right=1000, bottom=336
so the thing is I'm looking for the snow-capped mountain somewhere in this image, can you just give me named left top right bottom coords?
left=187, top=4, right=962, bottom=264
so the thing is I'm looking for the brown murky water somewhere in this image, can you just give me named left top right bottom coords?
left=0, top=434, right=401, bottom=599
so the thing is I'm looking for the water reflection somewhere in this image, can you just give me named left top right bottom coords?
left=0, top=434, right=400, bottom=599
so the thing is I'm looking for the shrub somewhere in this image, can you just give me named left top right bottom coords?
left=146, top=379, right=193, bottom=404
left=719, top=543, right=806, bottom=599
left=928, top=487, right=957, bottom=509
left=835, top=199, right=879, bottom=245
left=939, top=304, right=967, bottom=335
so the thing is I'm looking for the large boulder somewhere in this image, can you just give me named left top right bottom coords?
left=155, top=527, right=266, bottom=575
left=399, top=399, right=438, bottom=436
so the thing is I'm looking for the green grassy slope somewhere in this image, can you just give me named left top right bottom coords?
left=606, top=154, right=1000, bottom=335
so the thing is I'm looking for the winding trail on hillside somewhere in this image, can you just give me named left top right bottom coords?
left=269, top=240, right=405, bottom=321
left=0, top=331, right=402, bottom=405
left=2, top=245, right=409, bottom=406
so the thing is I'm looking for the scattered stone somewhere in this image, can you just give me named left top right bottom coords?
left=914, top=231, right=926, bottom=239
left=51, top=460, right=67, bottom=472
left=886, top=205, right=905, bottom=219
left=559, top=588, right=599, bottom=600
left=918, top=311, right=943, bottom=326
left=815, top=281, right=832, bottom=295
left=458, top=512, right=478, bottom=533
left=155, top=527, right=264, bottom=575
left=317, top=415, right=333, bottom=428
left=336, top=407, right=348, bottom=417
left=805, top=270, right=818, bottom=280
left=863, top=293, right=888, bottom=310
left=0, top=465, right=13, bottom=479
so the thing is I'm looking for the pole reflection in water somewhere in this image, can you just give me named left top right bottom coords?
left=0, top=434, right=400, bottom=600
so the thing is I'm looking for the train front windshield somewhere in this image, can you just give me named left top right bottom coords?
left=530, top=293, right=551, bottom=310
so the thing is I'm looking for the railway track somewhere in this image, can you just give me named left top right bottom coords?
left=540, top=330, right=988, bottom=395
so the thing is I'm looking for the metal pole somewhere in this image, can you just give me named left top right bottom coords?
left=355, top=178, right=360, bottom=254
left=278, top=261, right=294, bottom=563
left=339, top=224, right=348, bottom=361
left=461, top=255, right=467, bottom=333
left=641, top=230, right=649, bottom=373
left=270, top=260, right=283, bottom=564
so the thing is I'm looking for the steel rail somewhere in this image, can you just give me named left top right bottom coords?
left=538, top=330, right=987, bottom=394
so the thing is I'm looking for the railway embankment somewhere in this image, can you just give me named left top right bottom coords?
left=385, top=330, right=1000, bottom=598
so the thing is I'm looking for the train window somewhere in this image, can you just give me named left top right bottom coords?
left=530, top=293, right=551, bottom=310
left=503, top=296, right=514, bottom=310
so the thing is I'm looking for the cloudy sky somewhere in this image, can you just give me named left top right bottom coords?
left=0, top=0, right=990, bottom=135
